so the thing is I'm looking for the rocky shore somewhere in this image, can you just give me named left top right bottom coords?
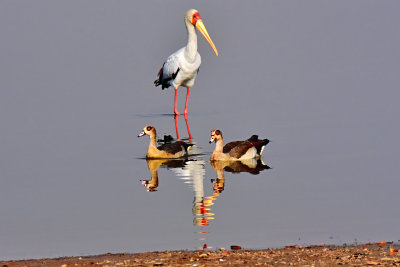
left=2, top=242, right=400, bottom=266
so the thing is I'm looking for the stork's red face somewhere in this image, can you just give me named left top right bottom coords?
left=191, top=12, right=201, bottom=26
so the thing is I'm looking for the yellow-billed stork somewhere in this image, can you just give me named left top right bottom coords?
left=154, top=9, right=218, bottom=115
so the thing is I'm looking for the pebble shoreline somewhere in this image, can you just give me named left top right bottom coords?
left=2, top=243, right=400, bottom=266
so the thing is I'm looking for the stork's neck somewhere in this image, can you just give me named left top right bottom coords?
left=185, top=21, right=198, bottom=62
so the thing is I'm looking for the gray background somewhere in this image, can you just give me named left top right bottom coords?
left=1, top=0, right=399, bottom=260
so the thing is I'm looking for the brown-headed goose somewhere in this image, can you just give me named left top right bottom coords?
left=138, top=125, right=193, bottom=159
left=209, top=130, right=269, bottom=161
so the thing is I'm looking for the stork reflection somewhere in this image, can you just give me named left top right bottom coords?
left=140, top=155, right=216, bottom=249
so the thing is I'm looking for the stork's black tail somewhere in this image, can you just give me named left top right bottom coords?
left=154, top=66, right=163, bottom=87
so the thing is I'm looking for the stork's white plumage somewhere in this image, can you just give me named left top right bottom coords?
left=154, top=9, right=218, bottom=115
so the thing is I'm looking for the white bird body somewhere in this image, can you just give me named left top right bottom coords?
left=162, top=47, right=201, bottom=89
left=154, top=9, right=218, bottom=115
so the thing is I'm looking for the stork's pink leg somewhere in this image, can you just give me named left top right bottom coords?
left=174, top=88, right=179, bottom=115
left=184, top=87, right=190, bottom=115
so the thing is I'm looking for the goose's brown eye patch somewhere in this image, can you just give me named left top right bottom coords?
left=215, top=130, right=221, bottom=135
left=146, top=126, right=152, bottom=131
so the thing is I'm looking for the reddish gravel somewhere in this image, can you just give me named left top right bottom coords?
left=2, top=243, right=400, bottom=266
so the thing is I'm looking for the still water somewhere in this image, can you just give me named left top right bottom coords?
left=1, top=1, right=400, bottom=261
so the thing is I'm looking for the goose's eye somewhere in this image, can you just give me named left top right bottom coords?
left=146, top=126, right=152, bottom=131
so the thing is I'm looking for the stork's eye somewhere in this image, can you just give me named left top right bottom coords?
left=146, top=126, right=152, bottom=131
left=192, top=12, right=201, bottom=25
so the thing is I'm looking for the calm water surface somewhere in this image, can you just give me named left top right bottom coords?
left=1, top=1, right=399, bottom=260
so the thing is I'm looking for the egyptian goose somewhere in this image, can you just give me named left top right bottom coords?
left=209, top=130, right=269, bottom=161
left=138, top=125, right=193, bottom=159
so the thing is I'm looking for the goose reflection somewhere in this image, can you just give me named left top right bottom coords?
left=140, top=158, right=187, bottom=192
left=210, top=158, right=271, bottom=193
